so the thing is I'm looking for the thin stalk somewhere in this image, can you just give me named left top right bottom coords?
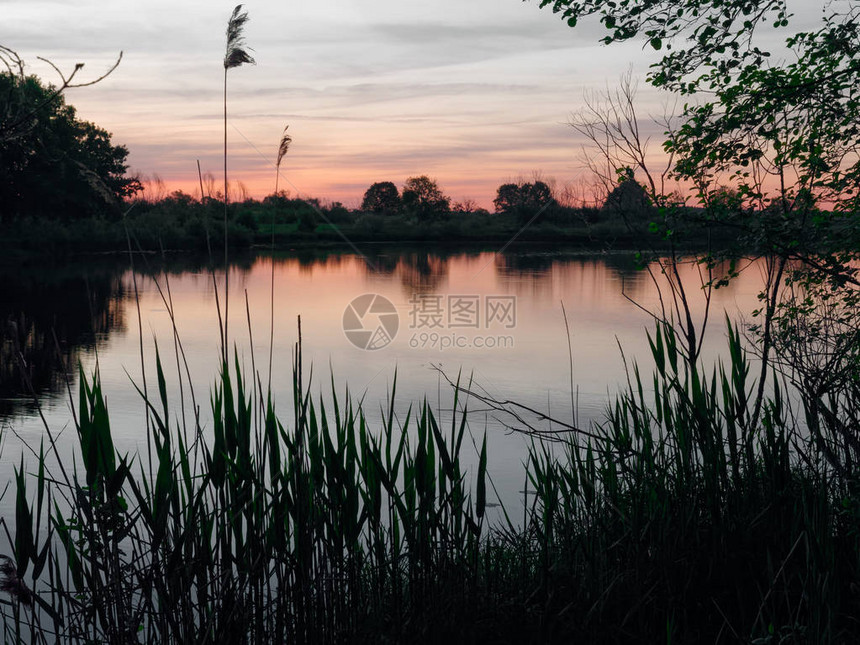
left=223, top=66, right=229, bottom=368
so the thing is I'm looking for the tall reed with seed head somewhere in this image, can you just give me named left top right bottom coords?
left=269, top=125, right=291, bottom=391
left=275, top=125, right=291, bottom=196
left=222, top=4, right=255, bottom=365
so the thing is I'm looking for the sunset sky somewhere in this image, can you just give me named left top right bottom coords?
left=6, top=0, right=820, bottom=207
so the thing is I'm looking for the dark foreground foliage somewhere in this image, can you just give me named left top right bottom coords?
left=1, top=321, right=859, bottom=643
left=0, top=69, right=140, bottom=223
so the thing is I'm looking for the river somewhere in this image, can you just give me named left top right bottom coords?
left=0, top=246, right=767, bottom=513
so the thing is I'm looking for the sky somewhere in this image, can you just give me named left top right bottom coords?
left=3, top=0, right=828, bottom=208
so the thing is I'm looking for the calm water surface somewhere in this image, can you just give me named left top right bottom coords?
left=0, top=248, right=767, bottom=512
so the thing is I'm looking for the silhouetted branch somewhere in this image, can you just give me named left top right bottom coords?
left=0, top=46, right=123, bottom=142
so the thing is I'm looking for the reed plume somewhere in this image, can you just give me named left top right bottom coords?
left=275, top=125, right=291, bottom=195
left=224, top=5, right=255, bottom=70
left=222, top=4, right=255, bottom=365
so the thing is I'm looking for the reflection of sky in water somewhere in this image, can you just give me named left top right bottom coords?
left=1, top=250, right=767, bottom=514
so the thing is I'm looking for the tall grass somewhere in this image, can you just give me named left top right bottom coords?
left=0, top=343, right=492, bottom=643
left=521, top=321, right=857, bottom=641
left=1, top=321, right=859, bottom=642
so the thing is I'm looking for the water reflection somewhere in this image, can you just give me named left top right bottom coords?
left=0, top=247, right=756, bottom=423
left=0, top=262, right=127, bottom=418
left=396, top=253, right=450, bottom=294
left=0, top=246, right=770, bottom=524
left=0, top=253, right=257, bottom=420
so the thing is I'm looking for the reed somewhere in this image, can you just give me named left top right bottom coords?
left=269, top=125, right=291, bottom=392
left=275, top=125, right=291, bottom=197
left=1, top=320, right=859, bottom=642
left=221, top=4, right=255, bottom=366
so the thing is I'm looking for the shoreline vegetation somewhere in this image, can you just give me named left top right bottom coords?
left=0, top=189, right=845, bottom=263
left=2, top=324, right=859, bottom=642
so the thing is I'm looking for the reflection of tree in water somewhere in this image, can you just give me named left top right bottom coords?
left=262, top=247, right=473, bottom=288
left=263, top=249, right=365, bottom=278
left=0, top=264, right=126, bottom=419
left=493, top=251, right=652, bottom=302
left=599, top=253, right=644, bottom=283
left=496, top=251, right=643, bottom=280
left=397, top=253, right=450, bottom=295
left=493, top=252, right=555, bottom=300
left=293, top=250, right=342, bottom=274
left=365, top=253, right=399, bottom=276
left=495, top=253, right=555, bottom=275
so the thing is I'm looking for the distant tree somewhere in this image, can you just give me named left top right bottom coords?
left=262, top=190, right=291, bottom=209
left=493, top=181, right=554, bottom=221
left=402, top=176, right=450, bottom=218
left=297, top=208, right=318, bottom=232
left=0, top=72, right=140, bottom=220
left=161, top=190, right=198, bottom=209
left=493, top=183, right=522, bottom=214
left=452, top=197, right=480, bottom=214
left=361, top=181, right=401, bottom=214
left=705, top=185, right=742, bottom=215
left=602, top=169, right=654, bottom=221
left=525, top=181, right=553, bottom=210
left=325, top=200, right=352, bottom=224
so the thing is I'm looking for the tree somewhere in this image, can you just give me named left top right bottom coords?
left=452, top=197, right=481, bottom=214
left=602, top=169, right=654, bottom=221
left=0, top=45, right=122, bottom=146
left=539, top=1, right=860, bottom=242
left=361, top=181, right=401, bottom=214
left=536, top=0, right=791, bottom=94
left=401, top=175, right=450, bottom=218
left=0, top=72, right=140, bottom=220
left=493, top=180, right=554, bottom=221
left=524, top=181, right=553, bottom=210
left=564, top=73, right=715, bottom=368
left=569, top=71, right=675, bottom=205
left=539, top=0, right=860, bottom=465
left=493, top=183, right=522, bottom=214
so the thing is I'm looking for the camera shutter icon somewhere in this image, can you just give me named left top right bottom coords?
left=343, top=294, right=399, bottom=350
